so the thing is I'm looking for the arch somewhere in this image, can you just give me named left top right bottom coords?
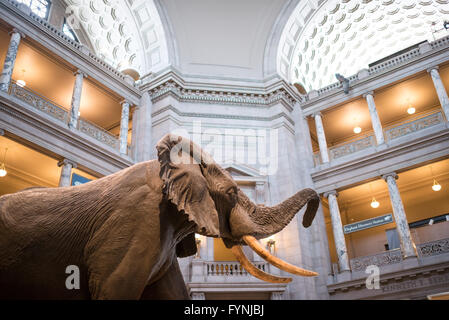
left=62, top=0, right=172, bottom=76
left=277, top=0, right=449, bottom=91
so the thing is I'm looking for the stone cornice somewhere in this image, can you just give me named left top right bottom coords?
left=140, top=68, right=300, bottom=110
left=152, top=104, right=295, bottom=126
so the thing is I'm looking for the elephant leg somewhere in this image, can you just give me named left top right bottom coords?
left=140, top=259, right=190, bottom=300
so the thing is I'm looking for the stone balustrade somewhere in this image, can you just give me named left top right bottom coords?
left=417, top=237, right=449, bottom=258
left=10, top=81, right=69, bottom=123
left=383, top=111, right=444, bottom=141
left=347, top=238, right=449, bottom=273
left=205, top=261, right=268, bottom=277
left=78, top=119, right=119, bottom=151
left=350, top=249, right=403, bottom=273
left=328, top=135, right=375, bottom=161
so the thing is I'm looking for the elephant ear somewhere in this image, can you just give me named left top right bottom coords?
left=156, top=134, right=220, bottom=238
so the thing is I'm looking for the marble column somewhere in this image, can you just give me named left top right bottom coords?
left=132, top=91, right=153, bottom=162
left=324, top=190, right=350, bottom=272
left=58, top=159, right=77, bottom=187
left=206, top=237, right=214, bottom=261
left=364, top=91, right=385, bottom=145
left=382, top=172, right=416, bottom=258
left=119, top=100, right=130, bottom=155
left=0, top=30, right=23, bottom=92
left=68, top=70, right=86, bottom=129
left=313, top=112, right=329, bottom=163
left=428, top=67, right=449, bottom=121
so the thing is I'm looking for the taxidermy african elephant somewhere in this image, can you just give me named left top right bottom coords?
left=0, top=134, right=320, bottom=299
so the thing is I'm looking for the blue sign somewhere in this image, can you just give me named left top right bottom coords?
left=71, top=173, right=91, bottom=186
left=343, top=214, right=394, bottom=234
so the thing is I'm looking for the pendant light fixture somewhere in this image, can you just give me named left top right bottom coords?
left=369, top=183, right=379, bottom=208
left=16, top=69, right=26, bottom=88
left=407, top=104, right=415, bottom=115
left=430, top=165, right=442, bottom=192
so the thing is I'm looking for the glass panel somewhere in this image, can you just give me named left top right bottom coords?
left=17, top=0, right=51, bottom=19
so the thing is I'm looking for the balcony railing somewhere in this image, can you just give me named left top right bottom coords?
left=205, top=261, right=268, bottom=277
left=10, top=82, right=69, bottom=124
left=350, top=249, right=403, bottom=273
left=349, top=238, right=449, bottom=273
left=78, top=119, right=119, bottom=150
left=417, top=237, right=449, bottom=258
left=329, top=135, right=375, bottom=161
left=8, top=82, right=120, bottom=152
left=383, top=111, right=445, bottom=141
left=313, top=110, right=445, bottom=166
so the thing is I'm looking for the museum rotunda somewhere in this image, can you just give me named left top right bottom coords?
left=1, top=0, right=449, bottom=300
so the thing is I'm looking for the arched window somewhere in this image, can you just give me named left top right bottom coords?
left=16, top=0, right=51, bottom=20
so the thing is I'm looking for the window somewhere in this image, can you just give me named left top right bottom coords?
left=16, top=0, right=51, bottom=19
left=62, top=19, right=79, bottom=43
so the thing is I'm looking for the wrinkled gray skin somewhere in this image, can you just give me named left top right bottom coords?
left=0, top=134, right=319, bottom=299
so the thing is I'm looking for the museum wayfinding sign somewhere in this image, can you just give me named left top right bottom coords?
left=343, top=214, right=394, bottom=234
left=71, top=173, right=91, bottom=186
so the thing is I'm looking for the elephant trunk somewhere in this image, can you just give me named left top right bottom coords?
left=229, top=188, right=319, bottom=239
left=228, top=188, right=320, bottom=283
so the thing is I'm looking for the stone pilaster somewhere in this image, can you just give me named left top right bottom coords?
left=68, top=70, right=86, bottom=129
left=382, top=172, right=416, bottom=258
left=0, top=30, right=23, bottom=92
left=324, top=190, right=350, bottom=272
left=131, top=91, right=153, bottom=162
left=428, top=67, right=449, bottom=121
left=206, top=237, right=214, bottom=261
left=312, top=112, right=329, bottom=163
left=364, top=91, right=385, bottom=145
left=57, top=159, right=77, bottom=187
left=119, top=100, right=130, bottom=155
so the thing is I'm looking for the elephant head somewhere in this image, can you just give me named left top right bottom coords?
left=156, top=134, right=320, bottom=283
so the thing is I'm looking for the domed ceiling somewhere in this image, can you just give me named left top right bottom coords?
left=63, top=0, right=169, bottom=75
left=278, top=0, right=449, bottom=91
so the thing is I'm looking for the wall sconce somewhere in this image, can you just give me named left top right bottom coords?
left=266, top=237, right=276, bottom=253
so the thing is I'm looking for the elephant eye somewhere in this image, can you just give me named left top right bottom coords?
left=226, top=186, right=237, bottom=195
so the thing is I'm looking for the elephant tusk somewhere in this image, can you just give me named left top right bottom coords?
left=230, top=245, right=292, bottom=284
left=243, top=235, right=318, bottom=277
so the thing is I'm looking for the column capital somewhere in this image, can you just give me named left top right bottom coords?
left=121, top=99, right=131, bottom=107
left=58, top=159, right=77, bottom=169
left=382, top=172, right=398, bottom=181
left=427, top=65, right=439, bottom=73
left=74, top=70, right=88, bottom=78
left=10, top=28, right=25, bottom=38
left=363, top=91, right=374, bottom=98
left=324, top=190, right=338, bottom=198
left=312, top=111, right=322, bottom=118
